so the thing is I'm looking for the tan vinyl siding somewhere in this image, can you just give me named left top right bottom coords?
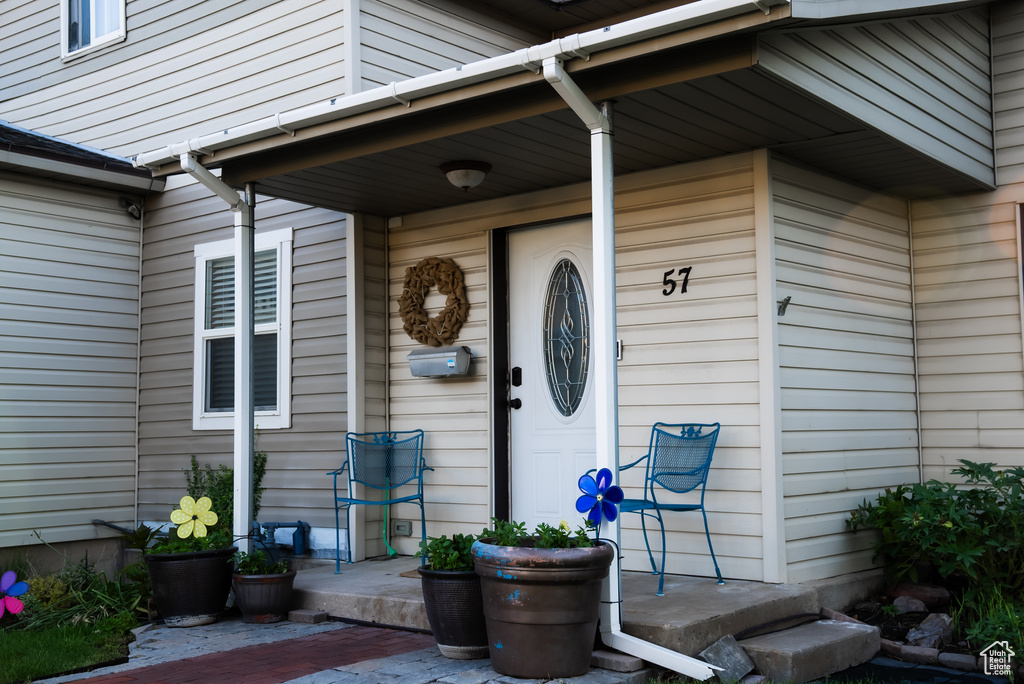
left=0, top=171, right=140, bottom=547
left=994, top=0, right=1024, bottom=185
left=137, top=178, right=348, bottom=531
left=911, top=192, right=1024, bottom=481
left=759, top=8, right=995, bottom=188
left=906, top=1, right=1024, bottom=484
left=772, top=157, right=918, bottom=583
left=359, top=0, right=533, bottom=89
left=389, top=154, right=766, bottom=579
left=0, top=0, right=345, bottom=157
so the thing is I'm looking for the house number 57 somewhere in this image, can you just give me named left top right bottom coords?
left=662, top=267, right=692, bottom=296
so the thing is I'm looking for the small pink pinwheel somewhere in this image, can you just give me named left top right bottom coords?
left=1, top=570, right=29, bottom=618
left=576, top=468, right=624, bottom=527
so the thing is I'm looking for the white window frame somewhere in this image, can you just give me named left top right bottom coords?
left=193, top=228, right=293, bottom=431
left=61, top=0, right=126, bottom=60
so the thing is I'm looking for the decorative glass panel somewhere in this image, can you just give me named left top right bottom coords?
left=543, top=259, right=590, bottom=417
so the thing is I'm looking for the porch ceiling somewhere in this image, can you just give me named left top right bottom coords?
left=219, top=34, right=989, bottom=217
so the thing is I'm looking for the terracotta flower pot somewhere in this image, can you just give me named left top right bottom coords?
left=145, top=546, right=237, bottom=627
left=419, top=567, right=488, bottom=659
left=231, top=570, right=296, bottom=623
left=471, top=539, right=614, bottom=678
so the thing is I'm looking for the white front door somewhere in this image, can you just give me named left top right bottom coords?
left=508, top=220, right=596, bottom=531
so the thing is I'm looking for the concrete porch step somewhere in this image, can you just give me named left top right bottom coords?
left=291, top=556, right=882, bottom=683
left=742, top=619, right=881, bottom=683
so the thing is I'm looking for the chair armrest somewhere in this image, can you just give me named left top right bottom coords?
left=620, top=453, right=649, bottom=471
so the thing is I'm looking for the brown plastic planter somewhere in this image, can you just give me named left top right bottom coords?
left=471, top=539, right=614, bottom=678
left=231, top=570, right=297, bottom=623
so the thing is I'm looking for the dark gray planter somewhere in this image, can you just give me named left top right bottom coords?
left=419, top=566, right=488, bottom=659
left=145, top=546, right=237, bottom=627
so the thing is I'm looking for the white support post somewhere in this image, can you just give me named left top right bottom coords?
left=541, top=64, right=718, bottom=681
left=180, top=154, right=255, bottom=554
left=233, top=185, right=256, bottom=554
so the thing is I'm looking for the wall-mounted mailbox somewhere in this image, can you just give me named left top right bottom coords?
left=407, top=345, right=471, bottom=377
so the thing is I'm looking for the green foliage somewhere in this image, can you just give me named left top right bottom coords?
left=6, top=558, right=143, bottom=633
left=233, top=550, right=288, bottom=575
left=533, top=521, right=594, bottom=549
left=152, top=446, right=268, bottom=554
left=184, top=447, right=268, bottom=534
left=482, top=518, right=595, bottom=549
left=847, top=459, right=1024, bottom=595
left=419, top=533, right=479, bottom=571
left=482, top=519, right=528, bottom=547
left=955, top=584, right=1024, bottom=650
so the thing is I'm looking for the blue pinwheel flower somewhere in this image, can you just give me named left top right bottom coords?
left=576, top=468, right=624, bottom=526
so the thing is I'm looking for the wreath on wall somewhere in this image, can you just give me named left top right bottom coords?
left=399, top=257, right=469, bottom=347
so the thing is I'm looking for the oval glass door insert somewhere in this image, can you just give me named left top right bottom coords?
left=543, top=258, right=590, bottom=417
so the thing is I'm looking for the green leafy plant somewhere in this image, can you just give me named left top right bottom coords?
left=420, top=533, right=479, bottom=571
left=151, top=447, right=268, bottom=554
left=482, top=518, right=594, bottom=549
left=233, top=550, right=288, bottom=575
left=847, top=459, right=1024, bottom=594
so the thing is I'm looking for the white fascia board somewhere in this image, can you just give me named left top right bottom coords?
left=134, top=0, right=788, bottom=171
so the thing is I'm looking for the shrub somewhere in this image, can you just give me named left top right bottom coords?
left=847, top=459, right=1024, bottom=594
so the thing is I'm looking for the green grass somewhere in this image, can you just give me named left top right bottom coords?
left=0, top=612, right=135, bottom=684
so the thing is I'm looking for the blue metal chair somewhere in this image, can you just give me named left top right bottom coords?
left=329, top=430, right=431, bottom=573
left=620, top=422, right=724, bottom=595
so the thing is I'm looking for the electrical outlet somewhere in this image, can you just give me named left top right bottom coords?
left=392, top=520, right=413, bottom=536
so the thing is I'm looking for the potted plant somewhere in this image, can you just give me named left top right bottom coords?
left=471, top=468, right=623, bottom=679
left=142, top=452, right=267, bottom=627
left=144, top=495, right=237, bottom=627
left=231, top=549, right=296, bottom=623
left=418, top=532, right=488, bottom=659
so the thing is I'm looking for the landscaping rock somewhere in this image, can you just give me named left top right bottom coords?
left=892, top=595, right=927, bottom=613
left=906, top=613, right=953, bottom=649
left=700, top=634, right=755, bottom=682
left=899, top=644, right=940, bottom=665
left=938, top=652, right=979, bottom=672
left=880, top=639, right=902, bottom=658
left=890, top=583, right=950, bottom=609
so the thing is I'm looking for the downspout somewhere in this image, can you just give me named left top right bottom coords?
left=180, top=153, right=255, bottom=554
left=542, top=58, right=719, bottom=682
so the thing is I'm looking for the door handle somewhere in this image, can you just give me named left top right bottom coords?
left=508, top=397, right=522, bottom=410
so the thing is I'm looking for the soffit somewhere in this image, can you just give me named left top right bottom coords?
left=226, top=64, right=986, bottom=216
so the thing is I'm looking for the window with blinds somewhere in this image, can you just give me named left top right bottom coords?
left=193, top=228, right=293, bottom=430
left=203, top=250, right=278, bottom=412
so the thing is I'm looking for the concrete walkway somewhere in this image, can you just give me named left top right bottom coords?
left=35, top=556, right=884, bottom=684
left=36, top=617, right=660, bottom=684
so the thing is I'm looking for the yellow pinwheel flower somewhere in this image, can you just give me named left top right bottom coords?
left=170, top=496, right=218, bottom=539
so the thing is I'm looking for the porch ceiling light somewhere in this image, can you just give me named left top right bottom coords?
left=441, top=160, right=491, bottom=191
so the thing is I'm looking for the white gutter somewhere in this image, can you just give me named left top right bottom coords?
left=133, top=0, right=784, bottom=171
left=542, top=57, right=719, bottom=682
left=180, top=153, right=255, bottom=554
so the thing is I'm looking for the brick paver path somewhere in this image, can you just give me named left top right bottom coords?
left=69, top=625, right=437, bottom=684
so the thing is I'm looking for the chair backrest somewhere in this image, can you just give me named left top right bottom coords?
left=646, top=423, right=720, bottom=496
left=345, top=430, right=425, bottom=491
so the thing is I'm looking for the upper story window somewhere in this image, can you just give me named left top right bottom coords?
left=193, top=228, right=293, bottom=431
left=62, top=0, right=126, bottom=59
